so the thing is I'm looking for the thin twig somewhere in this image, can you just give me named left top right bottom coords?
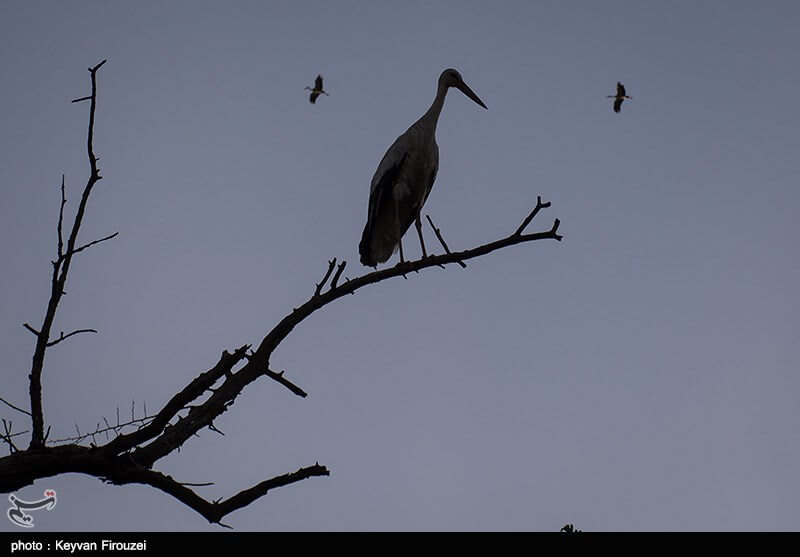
left=208, top=423, right=225, bottom=436
left=1, top=420, right=25, bottom=453
left=22, top=323, right=40, bottom=336
left=264, top=369, right=308, bottom=398
left=330, top=260, right=347, bottom=289
left=0, top=397, right=32, bottom=417
left=515, top=195, right=551, bottom=236
left=57, top=175, right=66, bottom=258
left=46, top=328, right=98, bottom=347
left=0, top=430, right=27, bottom=452
left=314, top=258, right=337, bottom=296
left=426, top=214, right=466, bottom=268
left=48, top=414, right=157, bottom=445
left=67, top=232, right=119, bottom=259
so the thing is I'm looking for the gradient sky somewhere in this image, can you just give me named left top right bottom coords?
left=1, top=1, right=799, bottom=531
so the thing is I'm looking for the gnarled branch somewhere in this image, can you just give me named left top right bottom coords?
left=0, top=60, right=563, bottom=528
left=28, top=59, right=107, bottom=449
left=102, top=463, right=329, bottom=527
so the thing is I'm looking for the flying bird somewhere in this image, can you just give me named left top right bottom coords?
left=607, top=81, right=632, bottom=113
left=305, top=74, right=329, bottom=104
left=359, top=69, right=487, bottom=267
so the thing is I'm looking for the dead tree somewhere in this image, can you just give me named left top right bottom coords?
left=0, top=60, right=562, bottom=527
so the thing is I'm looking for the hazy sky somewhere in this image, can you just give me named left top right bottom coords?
left=1, top=1, right=799, bottom=531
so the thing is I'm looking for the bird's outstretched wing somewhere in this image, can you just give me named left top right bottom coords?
left=315, top=75, right=324, bottom=90
left=613, top=97, right=623, bottom=113
left=617, top=82, right=626, bottom=96
left=309, top=91, right=320, bottom=104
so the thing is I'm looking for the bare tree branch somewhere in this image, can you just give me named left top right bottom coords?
left=330, top=260, right=347, bottom=289
left=1, top=420, right=28, bottom=453
left=97, top=197, right=560, bottom=472
left=515, top=195, right=551, bottom=236
left=314, top=258, right=337, bottom=296
left=112, top=199, right=561, bottom=471
left=1, top=59, right=563, bottom=527
left=102, top=463, right=329, bottom=526
left=252, top=203, right=561, bottom=363
left=264, top=369, right=308, bottom=398
left=67, top=232, right=119, bottom=259
left=48, top=414, right=157, bottom=445
left=207, top=423, right=225, bottom=436
left=102, top=344, right=250, bottom=457
left=28, top=59, right=107, bottom=449
left=57, top=175, right=66, bottom=258
left=426, top=214, right=466, bottom=268
left=0, top=397, right=32, bottom=417
left=46, top=328, right=98, bottom=347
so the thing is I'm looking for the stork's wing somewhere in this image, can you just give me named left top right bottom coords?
left=366, top=151, right=408, bottom=225
left=613, top=97, right=623, bottom=113
left=359, top=150, right=409, bottom=265
left=617, top=82, right=626, bottom=96
left=315, top=75, right=324, bottom=90
left=309, top=91, right=320, bottom=104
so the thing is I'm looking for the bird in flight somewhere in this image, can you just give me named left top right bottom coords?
left=305, top=75, right=329, bottom=104
left=607, top=81, right=632, bottom=113
left=359, top=68, right=487, bottom=267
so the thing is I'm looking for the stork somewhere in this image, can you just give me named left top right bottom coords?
left=359, top=68, right=487, bottom=267
left=607, top=81, right=632, bottom=113
left=305, top=74, right=329, bottom=104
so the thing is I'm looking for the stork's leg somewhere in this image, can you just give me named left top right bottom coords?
left=414, top=209, right=428, bottom=259
left=394, top=198, right=405, bottom=264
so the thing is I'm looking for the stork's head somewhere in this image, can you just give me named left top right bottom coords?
left=440, top=68, right=487, bottom=109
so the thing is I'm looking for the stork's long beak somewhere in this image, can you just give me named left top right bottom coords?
left=457, top=81, right=488, bottom=109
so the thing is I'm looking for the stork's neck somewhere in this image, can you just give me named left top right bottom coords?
left=415, top=82, right=448, bottom=134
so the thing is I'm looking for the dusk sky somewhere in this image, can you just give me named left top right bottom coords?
left=1, top=1, right=799, bottom=531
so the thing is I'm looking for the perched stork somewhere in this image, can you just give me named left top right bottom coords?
left=359, top=68, right=487, bottom=267
left=607, top=81, right=632, bottom=113
left=305, top=74, right=329, bottom=104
